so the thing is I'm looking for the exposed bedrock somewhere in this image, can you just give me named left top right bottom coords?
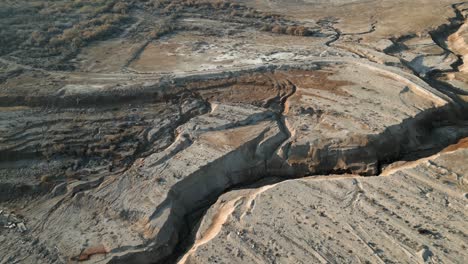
left=179, top=140, right=468, bottom=264
left=1, top=59, right=467, bottom=263
left=2, top=1, right=468, bottom=264
left=380, top=2, right=468, bottom=108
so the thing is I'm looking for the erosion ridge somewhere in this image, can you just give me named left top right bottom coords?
left=1, top=1, right=468, bottom=264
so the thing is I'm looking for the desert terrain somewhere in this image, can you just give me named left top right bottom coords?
left=0, top=0, right=467, bottom=263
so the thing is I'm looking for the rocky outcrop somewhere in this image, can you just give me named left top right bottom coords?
left=180, top=140, right=468, bottom=264
left=1, top=61, right=467, bottom=264
left=1, top=1, right=468, bottom=264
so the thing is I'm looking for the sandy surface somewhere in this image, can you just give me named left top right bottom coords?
left=1, top=1, right=468, bottom=264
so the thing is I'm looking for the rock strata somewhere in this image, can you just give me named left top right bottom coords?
left=180, top=140, right=468, bottom=264
left=1, top=1, right=468, bottom=264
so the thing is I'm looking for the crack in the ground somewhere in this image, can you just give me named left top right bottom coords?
left=318, top=18, right=342, bottom=47
left=5, top=7, right=468, bottom=262
left=384, top=2, right=468, bottom=110
left=424, top=3, right=468, bottom=107
left=3, top=57, right=467, bottom=263
left=321, top=18, right=377, bottom=47
left=3, top=2, right=468, bottom=264
left=108, top=47, right=468, bottom=263
left=148, top=53, right=468, bottom=262
left=427, top=2, right=467, bottom=75
left=153, top=89, right=468, bottom=264
left=167, top=131, right=468, bottom=264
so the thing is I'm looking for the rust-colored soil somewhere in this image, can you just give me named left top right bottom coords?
left=184, top=72, right=294, bottom=107
left=442, top=137, right=468, bottom=152
left=183, top=68, right=351, bottom=108
left=283, top=69, right=353, bottom=96
left=74, top=244, right=108, bottom=261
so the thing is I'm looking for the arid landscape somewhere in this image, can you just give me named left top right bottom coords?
left=0, top=0, right=467, bottom=263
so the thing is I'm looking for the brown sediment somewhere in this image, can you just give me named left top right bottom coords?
left=442, top=137, right=468, bottom=152
left=181, top=69, right=352, bottom=109
left=184, top=71, right=293, bottom=107
left=282, top=69, right=354, bottom=96
left=381, top=137, right=468, bottom=177
left=73, top=244, right=108, bottom=261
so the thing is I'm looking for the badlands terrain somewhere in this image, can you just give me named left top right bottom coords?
left=0, top=0, right=468, bottom=263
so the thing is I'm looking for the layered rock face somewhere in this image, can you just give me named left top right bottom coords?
left=1, top=1, right=468, bottom=264
left=181, top=141, right=468, bottom=264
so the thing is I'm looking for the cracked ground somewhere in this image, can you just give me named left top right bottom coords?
left=0, top=0, right=468, bottom=263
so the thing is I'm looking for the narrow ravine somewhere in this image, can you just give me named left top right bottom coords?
left=3, top=60, right=466, bottom=264
left=152, top=85, right=468, bottom=264
left=170, top=134, right=468, bottom=263
left=386, top=2, right=468, bottom=109
left=2, top=2, right=468, bottom=264
left=152, top=6, right=468, bottom=263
